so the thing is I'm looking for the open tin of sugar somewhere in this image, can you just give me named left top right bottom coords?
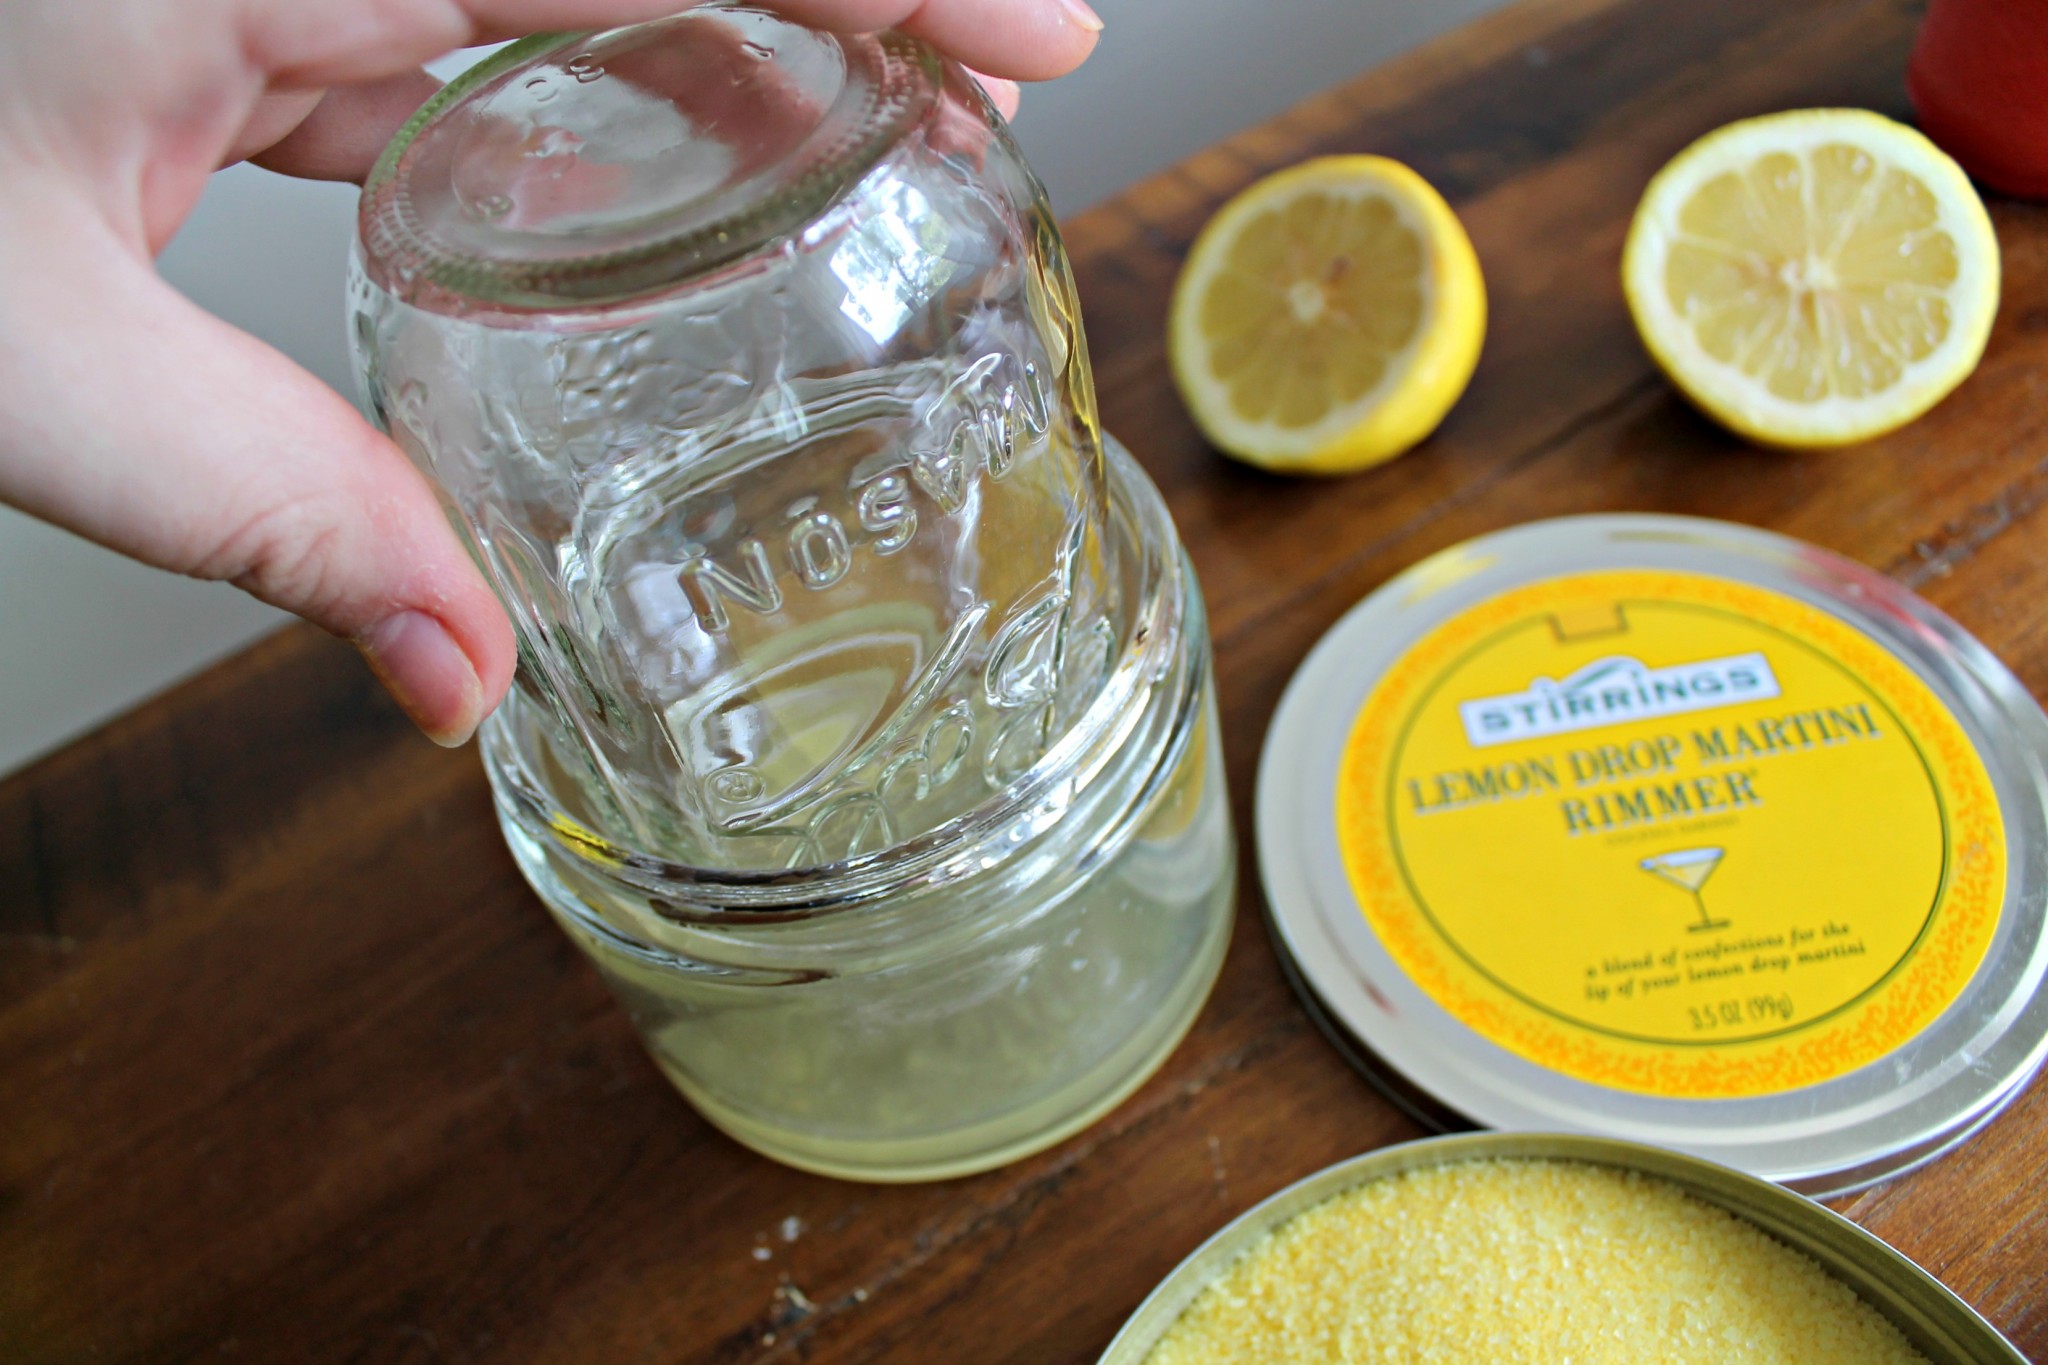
left=1097, top=1132, right=2023, bottom=1363
left=1258, top=515, right=2048, bottom=1196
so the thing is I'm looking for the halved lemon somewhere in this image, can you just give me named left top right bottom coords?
left=1168, top=156, right=1486, bottom=474
left=1623, top=109, right=2000, bottom=448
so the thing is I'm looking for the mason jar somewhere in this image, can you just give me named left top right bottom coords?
left=349, top=3, right=1234, bottom=1180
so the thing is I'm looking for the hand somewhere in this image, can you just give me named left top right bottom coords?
left=0, top=0, right=1100, bottom=746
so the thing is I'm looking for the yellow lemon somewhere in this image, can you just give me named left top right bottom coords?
left=1168, top=156, right=1486, bottom=474
left=1623, top=109, right=2000, bottom=448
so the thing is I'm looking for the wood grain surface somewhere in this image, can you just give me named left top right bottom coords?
left=5, top=0, right=2045, bottom=1359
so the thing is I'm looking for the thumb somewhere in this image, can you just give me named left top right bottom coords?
left=0, top=212, right=515, bottom=746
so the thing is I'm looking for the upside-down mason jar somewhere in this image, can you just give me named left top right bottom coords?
left=348, top=5, right=1234, bottom=1180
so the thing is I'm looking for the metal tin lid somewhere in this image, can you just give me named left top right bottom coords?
left=1099, top=1133, right=2024, bottom=1363
left=1257, top=515, right=2048, bottom=1196
left=358, top=4, right=940, bottom=309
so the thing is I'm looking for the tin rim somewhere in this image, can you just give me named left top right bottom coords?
left=1256, top=514, right=2048, bottom=1196
left=1097, top=1131, right=2024, bottom=1364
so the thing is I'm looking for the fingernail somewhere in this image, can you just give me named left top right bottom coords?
left=1057, top=0, right=1104, bottom=33
left=357, top=609, right=484, bottom=748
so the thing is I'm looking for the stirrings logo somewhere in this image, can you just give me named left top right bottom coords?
left=1458, top=653, right=1781, bottom=747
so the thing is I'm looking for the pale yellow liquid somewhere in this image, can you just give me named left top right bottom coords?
left=537, top=691, right=1235, bottom=1180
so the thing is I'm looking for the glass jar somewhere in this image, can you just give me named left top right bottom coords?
left=348, top=4, right=1234, bottom=1180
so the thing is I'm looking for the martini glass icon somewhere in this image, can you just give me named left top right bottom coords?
left=1640, top=847, right=1729, bottom=932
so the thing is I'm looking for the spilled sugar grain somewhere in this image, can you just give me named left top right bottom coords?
left=1143, top=1160, right=1926, bottom=1364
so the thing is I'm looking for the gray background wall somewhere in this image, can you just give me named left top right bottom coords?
left=0, top=0, right=1508, bottom=775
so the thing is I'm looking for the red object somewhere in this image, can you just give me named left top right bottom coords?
left=1908, top=0, right=2048, bottom=199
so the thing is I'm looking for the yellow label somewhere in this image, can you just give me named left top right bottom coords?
left=1336, top=570, right=2004, bottom=1098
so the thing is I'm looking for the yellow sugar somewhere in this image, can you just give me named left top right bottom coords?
left=1143, top=1159, right=1927, bottom=1364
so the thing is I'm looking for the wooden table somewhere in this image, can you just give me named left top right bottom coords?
left=7, top=0, right=2045, bottom=1358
